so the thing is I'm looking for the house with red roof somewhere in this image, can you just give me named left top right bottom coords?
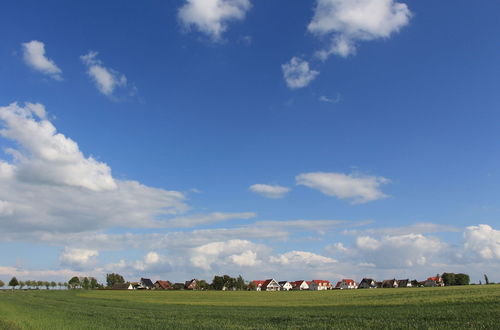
left=335, top=279, right=358, bottom=290
left=424, top=276, right=444, bottom=287
left=154, top=280, right=172, bottom=290
left=309, top=280, right=332, bottom=290
left=251, top=279, right=280, bottom=291
left=291, top=280, right=309, bottom=290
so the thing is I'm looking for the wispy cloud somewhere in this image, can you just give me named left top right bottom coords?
left=80, top=51, right=129, bottom=97
left=296, top=171, right=389, bottom=204
left=249, top=184, right=290, bottom=199
left=22, top=40, right=62, bottom=80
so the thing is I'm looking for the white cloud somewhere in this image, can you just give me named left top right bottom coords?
left=308, top=0, right=411, bottom=59
left=165, top=212, right=256, bottom=228
left=178, top=0, right=251, bottom=40
left=319, top=94, right=341, bottom=104
left=190, top=239, right=265, bottom=270
left=282, top=57, right=319, bottom=89
left=344, top=223, right=459, bottom=236
left=354, top=233, right=446, bottom=268
left=296, top=171, right=389, bottom=204
left=59, top=248, right=99, bottom=270
left=22, top=40, right=62, bottom=80
left=0, top=102, right=188, bottom=234
left=81, top=51, right=128, bottom=96
left=0, top=102, right=116, bottom=191
left=270, top=250, right=336, bottom=266
left=464, top=224, right=500, bottom=260
left=249, top=184, right=290, bottom=199
left=229, top=250, right=258, bottom=267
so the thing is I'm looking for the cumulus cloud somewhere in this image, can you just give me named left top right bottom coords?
left=190, top=239, right=265, bottom=270
left=464, top=224, right=500, bottom=260
left=178, top=0, right=251, bottom=40
left=165, top=212, right=256, bottom=228
left=249, top=184, right=290, bottom=199
left=270, top=251, right=336, bottom=266
left=354, top=233, right=447, bottom=268
left=282, top=57, right=319, bottom=89
left=22, top=40, right=62, bottom=80
left=59, top=248, right=99, bottom=270
left=0, top=102, right=188, bottom=234
left=308, top=0, right=411, bottom=59
left=0, top=102, right=116, bottom=191
left=81, top=51, right=128, bottom=97
left=296, top=171, right=389, bottom=204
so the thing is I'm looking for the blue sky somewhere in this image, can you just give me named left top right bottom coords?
left=1, top=0, right=499, bottom=284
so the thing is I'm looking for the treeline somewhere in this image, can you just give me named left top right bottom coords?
left=0, top=277, right=68, bottom=289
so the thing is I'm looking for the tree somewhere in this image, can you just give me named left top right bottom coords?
left=197, top=279, right=209, bottom=290
left=50, top=281, right=57, bottom=290
left=0, top=280, right=4, bottom=288
left=36, top=281, right=43, bottom=289
left=484, top=274, right=490, bottom=285
left=211, top=275, right=225, bottom=290
left=90, top=278, right=98, bottom=290
left=454, top=273, right=470, bottom=286
left=82, top=277, right=90, bottom=290
left=106, top=273, right=125, bottom=288
left=44, top=281, right=50, bottom=290
left=19, top=281, right=25, bottom=289
left=442, top=273, right=455, bottom=286
left=68, top=276, right=81, bottom=289
left=9, top=277, right=19, bottom=289
left=236, top=275, right=246, bottom=290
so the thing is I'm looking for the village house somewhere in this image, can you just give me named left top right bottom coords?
left=358, top=278, right=377, bottom=289
left=278, top=281, right=293, bottom=291
left=139, top=278, right=154, bottom=290
left=381, top=279, right=398, bottom=288
left=185, top=279, right=198, bottom=290
left=335, top=279, right=358, bottom=290
left=424, top=276, right=444, bottom=287
left=309, top=280, right=332, bottom=291
left=154, top=280, right=172, bottom=290
left=397, top=279, right=412, bottom=288
left=251, top=279, right=281, bottom=291
left=291, top=280, right=309, bottom=290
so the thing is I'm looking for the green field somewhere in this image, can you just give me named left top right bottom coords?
left=1, top=285, right=499, bottom=329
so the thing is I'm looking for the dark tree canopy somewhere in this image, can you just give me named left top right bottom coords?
left=0, top=280, right=5, bottom=288
left=68, top=276, right=81, bottom=289
left=9, top=277, right=19, bottom=288
left=106, top=273, right=125, bottom=287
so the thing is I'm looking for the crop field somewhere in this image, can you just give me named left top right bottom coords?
left=0, top=285, right=499, bottom=329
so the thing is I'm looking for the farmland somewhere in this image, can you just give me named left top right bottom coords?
left=0, top=285, right=499, bottom=329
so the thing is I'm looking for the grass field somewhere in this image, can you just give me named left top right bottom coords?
left=0, top=285, right=499, bottom=329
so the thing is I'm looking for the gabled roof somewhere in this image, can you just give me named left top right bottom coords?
left=342, top=279, right=355, bottom=285
left=278, top=281, right=290, bottom=285
left=291, top=280, right=308, bottom=288
left=155, top=280, right=171, bottom=289
left=311, top=280, right=331, bottom=285
left=262, top=279, right=279, bottom=287
left=427, top=276, right=441, bottom=282
left=251, top=280, right=266, bottom=287
left=140, top=278, right=154, bottom=288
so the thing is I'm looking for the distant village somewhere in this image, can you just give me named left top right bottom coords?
left=111, top=273, right=473, bottom=291
left=2, top=272, right=477, bottom=291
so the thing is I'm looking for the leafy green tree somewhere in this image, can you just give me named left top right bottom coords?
left=248, top=281, right=256, bottom=291
left=9, top=277, right=19, bottom=289
left=19, top=281, right=25, bottom=289
left=82, top=277, right=90, bottom=290
left=90, top=277, right=98, bottom=289
left=0, top=280, right=4, bottom=288
left=63, top=282, right=69, bottom=290
left=442, top=273, right=455, bottom=286
left=197, top=279, right=209, bottom=290
left=44, top=281, right=50, bottom=290
left=68, top=276, right=81, bottom=289
left=211, top=275, right=225, bottom=290
left=58, top=282, right=63, bottom=289
left=50, top=281, right=57, bottom=289
left=236, top=275, right=246, bottom=290
left=454, top=273, right=470, bottom=286
left=36, top=280, right=43, bottom=289
left=106, top=273, right=125, bottom=288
